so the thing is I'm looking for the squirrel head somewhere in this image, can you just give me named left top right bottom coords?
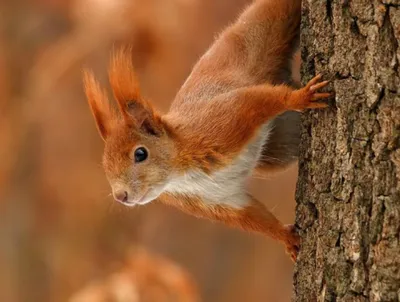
left=83, top=49, right=175, bottom=206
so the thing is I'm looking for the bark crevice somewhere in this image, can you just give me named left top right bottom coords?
left=294, top=0, right=400, bottom=301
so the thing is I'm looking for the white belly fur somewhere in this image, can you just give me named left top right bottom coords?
left=164, top=122, right=272, bottom=208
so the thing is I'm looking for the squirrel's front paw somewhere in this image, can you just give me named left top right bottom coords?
left=290, top=74, right=333, bottom=111
left=283, top=224, right=300, bottom=262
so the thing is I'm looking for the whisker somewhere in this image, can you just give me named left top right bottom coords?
left=259, top=154, right=286, bottom=164
left=106, top=199, right=125, bottom=215
left=251, top=175, right=273, bottom=180
left=270, top=203, right=279, bottom=213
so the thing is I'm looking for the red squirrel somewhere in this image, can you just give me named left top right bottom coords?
left=83, top=0, right=331, bottom=261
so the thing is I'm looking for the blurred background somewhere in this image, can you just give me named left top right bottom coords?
left=0, top=0, right=299, bottom=301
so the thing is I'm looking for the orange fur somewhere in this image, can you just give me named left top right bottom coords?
left=108, top=48, right=141, bottom=118
left=108, top=48, right=165, bottom=134
left=83, top=0, right=333, bottom=261
left=160, top=193, right=299, bottom=260
left=83, top=70, right=116, bottom=140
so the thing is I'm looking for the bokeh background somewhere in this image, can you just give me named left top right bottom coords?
left=0, top=0, right=299, bottom=301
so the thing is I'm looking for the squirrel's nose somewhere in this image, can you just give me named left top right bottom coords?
left=113, top=190, right=128, bottom=203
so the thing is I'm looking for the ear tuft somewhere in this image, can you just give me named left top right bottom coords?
left=108, top=47, right=141, bottom=117
left=83, top=69, right=115, bottom=141
left=108, top=47, right=164, bottom=136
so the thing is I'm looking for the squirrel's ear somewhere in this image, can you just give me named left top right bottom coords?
left=108, top=47, right=164, bottom=136
left=124, top=100, right=164, bottom=136
left=83, top=69, right=115, bottom=141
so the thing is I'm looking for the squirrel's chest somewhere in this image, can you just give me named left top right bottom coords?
left=164, top=123, right=272, bottom=208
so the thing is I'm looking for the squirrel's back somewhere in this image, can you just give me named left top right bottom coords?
left=168, top=0, right=302, bottom=172
left=170, top=0, right=301, bottom=109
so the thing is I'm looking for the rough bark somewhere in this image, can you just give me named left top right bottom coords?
left=294, top=1, right=400, bottom=301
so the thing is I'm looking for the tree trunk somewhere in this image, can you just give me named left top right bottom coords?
left=294, top=1, right=400, bottom=301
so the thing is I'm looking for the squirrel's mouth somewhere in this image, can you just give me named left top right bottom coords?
left=135, top=190, right=153, bottom=205
left=123, top=185, right=165, bottom=207
left=120, top=189, right=150, bottom=207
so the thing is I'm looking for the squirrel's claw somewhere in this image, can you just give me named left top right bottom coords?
left=283, top=224, right=300, bottom=262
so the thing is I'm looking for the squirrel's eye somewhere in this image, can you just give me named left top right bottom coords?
left=134, top=147, right=148, bottom=163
